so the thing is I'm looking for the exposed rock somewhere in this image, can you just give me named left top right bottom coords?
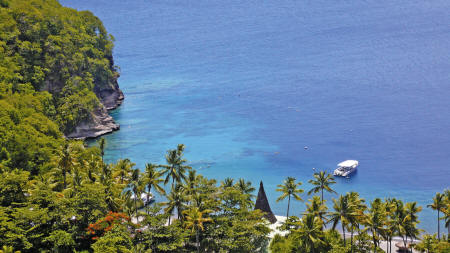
left=97, top=88, right=124, bottom=110
left=66, top=106, right=120, bottom=140
left=254, top=181, right=277, bottom=224
left=95, top=77, right=124, bottom=110
left=67, top=74, right=124, bottom=139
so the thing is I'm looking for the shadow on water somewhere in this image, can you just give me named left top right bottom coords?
left=334, top=169, right=359, bottom=185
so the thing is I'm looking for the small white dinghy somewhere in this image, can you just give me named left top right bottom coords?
left=333, top=160, right=358, bottom=177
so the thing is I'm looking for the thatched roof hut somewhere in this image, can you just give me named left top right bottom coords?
left=254, top=181, right=277, bottom=224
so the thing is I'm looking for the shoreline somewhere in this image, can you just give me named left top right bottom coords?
left=66, top=85, right=124, bottom=140
left=269, top=215, right=421, bottom=253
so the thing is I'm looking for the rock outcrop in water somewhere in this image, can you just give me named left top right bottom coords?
left=66, top=105, right=121, bottom=139
left=255, top=181, right=277, bottom=224
left=67, top=78, right=124, bottom=139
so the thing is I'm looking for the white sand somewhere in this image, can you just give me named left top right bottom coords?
left=268, top=215, right=288, bottom=238
left=267, top=216, right=420, bottom=252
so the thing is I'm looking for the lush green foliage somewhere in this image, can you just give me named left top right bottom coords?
left=270, top=172, right=450, bottom=253
left=0, top=0, right=118, bottom=133
left=0, top=1, right=449, bottom=252
left=0, top=142, right=272, bottom=252
left=0, top=137, right=449, bottom=252
left=0, top=0, right=120, bottom=176
left=0, top=93, right=62, bottom=174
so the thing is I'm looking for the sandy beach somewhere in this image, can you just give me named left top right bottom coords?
left=268, top=215, right=420, bottom=253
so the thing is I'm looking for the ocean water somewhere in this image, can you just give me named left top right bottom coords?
left=61, top=0, right=450, bottom=232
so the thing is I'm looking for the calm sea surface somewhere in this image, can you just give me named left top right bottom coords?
left=61, top=0, right=450, bottom=232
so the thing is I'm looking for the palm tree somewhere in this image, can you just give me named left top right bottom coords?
left=383, top=198, right=398, bottom=253
left=100, top=163, right=112, bottom=184
left=414, top=234, right=435, bottom=253
left=162, top=144, right=191, bottom=188
left=391, top=199, right=410, bottom=250
left=444, top=207, right=450, bottom=240
left=183, top=207, right=213, bottom=253
left=347, top=192, right=366, bottom=252
left=191, top=192, right=207, bottom=211
left=235, top=178, right=255, bottom=199
left=163, top=184, right=186, bottom=225
left=104, top=184, right=120, bottom=212
left=308, top=171, right=336, bottom=204
left=57, top=143, right=77, bottom=189
left=443, top=189, right=450, bottom=236
left=98, top=137, right=106, bottom=161
left=127, top=168, right=143, bottom=217
left=276, top=177, right=304, bottom=219
left=365, top=198, right=386, bottom=252
left=143, top=163, right=165, bottom=212
left=123, top=196, right=136, bottom=218
left=405, top=201, right=422, bottom=248
left=328, top=194, right=354, bottom=246
left=71, top=168, right=83, bottom=192
left=0, top=246, right=20, bottom=253
left=185, top=170, right=199, bottom=196
left=221, top=177, right=234, bottom=188
left=84, top=154, right=100, bottom=183
left=113, top=158, right=135, bottom=184
left=427, top=192, right=445, bottom=240
left=305, top=196, right=328, bottom=227
left=383, top=222, right=396, bottom=253
left=293, top=214, right=325, bottom=252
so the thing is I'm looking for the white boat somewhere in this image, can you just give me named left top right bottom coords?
left=333, top=160, right=358, bottom=177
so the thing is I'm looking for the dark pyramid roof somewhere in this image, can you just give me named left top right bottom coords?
left=254, top=181, right=277, bottom=224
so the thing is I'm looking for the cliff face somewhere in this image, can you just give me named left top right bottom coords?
left=96, top=55, right=125, bottom=110
left=66, top=106, right=120, bottom=139
left=67, top=78, right=124, bottom=139
left=0, top=0, right=125, bottom=139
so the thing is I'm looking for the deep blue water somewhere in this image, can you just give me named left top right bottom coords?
left=61, top=0, right=450, bottom=232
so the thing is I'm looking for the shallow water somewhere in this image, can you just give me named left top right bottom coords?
left=62, top=0, right=450, bottom=232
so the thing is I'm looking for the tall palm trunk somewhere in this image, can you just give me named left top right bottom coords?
left=134, top=195, right=138, bottom=218
left=350, top=226, right=354, bottom=253
left=409, top=237, right=414, bottom=253
left=437, top=210, right=440, bottom=240
left=321, top=188, right=324, bottom=204
left=63, top=169, right=67, bottom=189
left=372, top=231, right=377, bottom=253
left=342, top=222, right=346, bottom=246
left=196, top=230, right=200, bottom=253
left=402, top=235, right=407, bottom=251
left=146, top=186, right=152, bottom=214
left=287, top=194, right=291, bottom=218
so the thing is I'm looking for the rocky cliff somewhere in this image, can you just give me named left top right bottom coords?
left=66, top=79, right=124, bottom=139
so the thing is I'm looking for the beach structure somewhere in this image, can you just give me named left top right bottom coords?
left=130, top=192, right=154, bottom=206
left=254, top=181, right=277, bottom=224
left=333, top=160, right=359, bottom=177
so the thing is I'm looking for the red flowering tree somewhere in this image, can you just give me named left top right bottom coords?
left=87, top=212, right=130, bottom=240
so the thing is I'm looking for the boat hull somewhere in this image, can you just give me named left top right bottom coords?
left=333, top=167, right=357, bottom=177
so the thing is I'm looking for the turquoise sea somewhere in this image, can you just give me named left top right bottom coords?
left=61, top=0, right=450, bottom=232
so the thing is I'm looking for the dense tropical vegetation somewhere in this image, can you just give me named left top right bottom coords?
left=0, top=140, right=273, bottom=252
left=0, top=0, right=119, bottom=142
left=0, top=0, right=449, bottom=252
left=0, top=136, right=448, bottom=252
left=270, top=176, right=449, bottom=253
